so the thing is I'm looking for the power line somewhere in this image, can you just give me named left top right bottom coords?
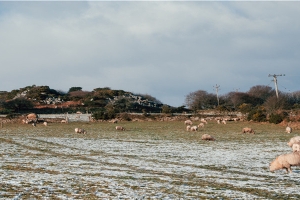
left=268, top=74, right=285, bottom=98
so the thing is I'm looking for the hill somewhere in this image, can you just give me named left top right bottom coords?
left=0, top=85, right=188, bottom=117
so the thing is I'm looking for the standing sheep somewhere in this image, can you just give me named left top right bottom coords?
left=287, top=136, right=300, bottom=147
left=116, top=126, right=125, bottom=131
left=201, top=134, right=215, bottom=141
left=269, top=152, right=300, bottom=173
left=242, top=127, right=255, bottom=134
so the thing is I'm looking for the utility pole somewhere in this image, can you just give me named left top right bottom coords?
left=214, top=84, right=220, bottom=106
left=268, top=74, right=285, bottom=99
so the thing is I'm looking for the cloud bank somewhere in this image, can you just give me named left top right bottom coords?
left=0, top=1, right=299, bottom=106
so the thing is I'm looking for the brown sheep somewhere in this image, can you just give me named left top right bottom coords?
left=270, top=152, right=300, bottom=173
left=242, top=127, right=255, bottom=134
left=201, top=134, right=215, bottom=141
left=116, top=126, right=125, bottom=131
left=287, top=136, right=300, bottom=147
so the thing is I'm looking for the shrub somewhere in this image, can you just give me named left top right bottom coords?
left=247, top=109, right=267, bottom=122
left=269, top=113, right=283, bottom=124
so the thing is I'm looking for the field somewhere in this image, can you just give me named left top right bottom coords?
left=1, top=120, right=300, bottom=199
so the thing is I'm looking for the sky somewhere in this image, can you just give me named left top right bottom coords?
left=0, top=1, right=300, bottom=107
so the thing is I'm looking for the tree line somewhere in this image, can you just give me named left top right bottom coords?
left=1, top=84, right=299, bottom=123
left=185, top=85, right=300, bottom=123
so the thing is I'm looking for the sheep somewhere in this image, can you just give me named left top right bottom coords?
left=186, top=125, right=191, bottom=131
left=292, top=143, right=300, bottom=152
left=116, top=126, right=125, bottom=131
left=201, top=134, right=215, bottom=141
left=190, top=126, right=198, bottom=131
left=43, top=122, right=48, bottom=126
left=287, top=136, right=300, bottom=147
left=200, top=118, right=208, bottom=124
left=285, top=126, right=292, bottom=134
left=242, top=127, right=255, bottom=134
left=184, top=120, right=193, bottom=125
left=269, top=152, right=300, bottom=173
left=198, top=123, right=205, bottom=128
left=75, top=128, right=87, bottom=134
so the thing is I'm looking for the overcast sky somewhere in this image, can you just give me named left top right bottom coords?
left=1, top=1, right=299, bottom=107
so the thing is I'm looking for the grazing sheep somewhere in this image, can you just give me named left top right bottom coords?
left=186, top=125, right=191, bottom=131
left=292, top=143, right=300, bottom=152
left=200, top=118, right=208, bottom=124
left=198, top=123, right=205, bottom=128
left=116, top=126, right=125, bottom=131
left=285, top=126, right=292, bottom=134
left=242, top=127, right=255, bottom=134
left=269, top=152, right=300, bottom=173
left=61, top=119, right=67, bottom=123
left=190, top=126, right=198, bottom=131
left=287, top=136, right=300, bottom=147
left=184, top=120, right=193, bottom=125
left=43, top=122, right=48, bottom=126
left=201, top=134, right=215, bottom=141
left=75, top=128, right=87, bottom=134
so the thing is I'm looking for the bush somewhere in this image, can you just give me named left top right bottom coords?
left=269, top=113, right=283, bottom=124
left=247, top=109, right=267, bottom=122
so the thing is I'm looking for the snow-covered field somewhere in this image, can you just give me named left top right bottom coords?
left=1, top=121, right=300, bottom=199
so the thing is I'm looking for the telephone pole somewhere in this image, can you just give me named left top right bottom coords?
left=214, top=84, right=220, bottom=106
left=268, top=74, right=285, bottom=98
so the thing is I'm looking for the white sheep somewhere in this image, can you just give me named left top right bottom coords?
left=292, top=143, right=300, bottom=152
left=75, top=128, right=87, bottom=134
left=116, top=126, right=125, bottom=131
left=287, top=136, right=300, bottom=147
left=200, top=118, right=208, bottom=124
left=201, top=134, right=215, bottom=141
left=198, top=123, right=205, bottom=128
left=190, top=126, right=198, bottom=131
left=186, top=125, right=191, bottom=131
left=184, top=120, right=193, bottom=125
left=285, top=126, right=292, bottom=134
left=43, top=122, right=48, bottom=126
left=242, top=127, right=255, bottom=134
left=270, top=152, right=300, bottom=173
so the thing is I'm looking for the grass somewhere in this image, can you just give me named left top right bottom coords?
left=0, top=120, right=299, bottom=199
